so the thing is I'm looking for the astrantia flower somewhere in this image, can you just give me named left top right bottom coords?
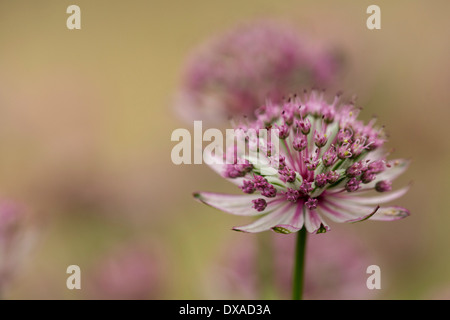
left=194, top=91, right=410, bottom=234
left=87, top=244, right=167, bottom=299
left=0, top=200, right=35, bottom=295
left=176, top=22, right=339, bottom=123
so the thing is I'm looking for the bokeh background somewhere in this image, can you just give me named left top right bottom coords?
left=0, top=0, right=449, bottom=299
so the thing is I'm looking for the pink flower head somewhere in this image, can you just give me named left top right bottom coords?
left=194, top=91, right=410, bottom=234
left=273, top=232, right=379, bottom=299
left=88, top=245, right=166, bottom=300
left=0, top=201, right=34, bottom=295
left=175, top=21, right=340, bottom=123
left=205, top=232, right=378, bottom=299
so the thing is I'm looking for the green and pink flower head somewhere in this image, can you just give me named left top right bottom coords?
left=194, top=90, right=410, bottom=234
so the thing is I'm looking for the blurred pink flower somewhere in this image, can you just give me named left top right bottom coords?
left=175, top=21, right=340, bottom=123
left=273, top=232, right=377, bottom=299
left=204, top=239, right=259, bottom=299
left=87, top=245, right=166, bottom=300
left=426, top=285, right=450, bottom=300
left=0, top=200, right=35, bottom=296
left=205, top=231, right=377, bottom=299
left=195, top=91, right=410, bottom=234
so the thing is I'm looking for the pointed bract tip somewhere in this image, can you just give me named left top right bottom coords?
left=315, top=223, right=330, bottom=234
left=193, top=192, right=202, bottom=200
left=272, top=226, right=293, bottom=234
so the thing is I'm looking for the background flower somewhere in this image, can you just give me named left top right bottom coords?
left=204, top=231, right=377, bottom=299
left=0, top=200, right=35, bottom=297
left=86, top=243, right=167, bottom=300
left=175, top=21, right=340, bottom=124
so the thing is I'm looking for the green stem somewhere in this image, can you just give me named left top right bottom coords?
left=292, top=226, right=307, bottom=300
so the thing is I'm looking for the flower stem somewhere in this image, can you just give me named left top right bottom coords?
left=292, top=226, right=307, bottom=300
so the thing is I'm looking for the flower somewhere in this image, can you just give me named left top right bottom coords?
left=194, top=91, right=410, bottom=234
left=204, top=231, right=378, bottom=299
left=0, top=200, right=35, bottom=295
left=203, top=238, right=259, bottom=299
left=87, top=244, right=166, bottom=300
left=273, top=231, right=379, bottom=299
left=427, top=285, right=450, bottom=300
left=175, top=21, right=339, bottom=123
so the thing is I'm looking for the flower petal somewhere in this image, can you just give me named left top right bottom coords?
left=233, top=203, right=293, bottom=233
left=203, top=152, right=244, bottom=186
left=322, top=198, right=379, bottom=222
left=381, top=159, right=411, bottom=180
left=347, top=206, right=380, bottom=223
left=318, top=202, right=359, bottom=223
left=324, top=198, right=409, bottom=222
left=304, top=208, right=330, bottom=234
left=370, top=206, right=410, bottom=221
left=193, top=192, right=284, bottom=216
left=336, top=185, right=410, bottom=205
left=272, top=204, right=304, bottom=234
left=358, top=147, right=386, bottom=163
left=244, top=154, right=278, bottom=176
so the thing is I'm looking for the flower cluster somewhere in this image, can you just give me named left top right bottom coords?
left=176, top=22, right=339, bottom=123
left=194, top=91, right=410, bottom=234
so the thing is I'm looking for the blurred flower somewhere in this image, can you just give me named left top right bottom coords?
left=195, top=91, right=410, bottom=233
left=427, top=285, right=450, bottom=300
left=203, top=239, right=259, bottom=299
left=274, top=232, right=377, bottom=299
left=87, top=244, right=166, bottom=300
left=205, top=232, right=377, bottom=299
left=0, top=200, right=35, bottom=296
left=175, top=21, right=340, bottom=123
